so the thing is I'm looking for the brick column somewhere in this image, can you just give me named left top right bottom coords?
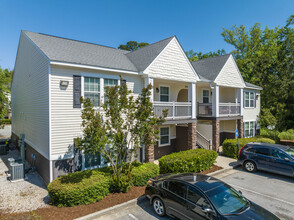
left=145, top=144, right=154, bottom=162
left=188, top=122, right=197, bottom=149
left=237, top=118, right=244, bottom=138
left=212, top=119, right=220, bottom=152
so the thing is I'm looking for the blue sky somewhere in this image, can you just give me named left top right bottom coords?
left=1, top=0, right=293, bottom=70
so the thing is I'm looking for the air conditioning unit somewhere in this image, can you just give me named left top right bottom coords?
left=0, top=144, right=7, bottom=155
left=10, top=162, right=24, bottom=181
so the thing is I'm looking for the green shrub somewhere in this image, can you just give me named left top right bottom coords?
left=222, top=137, right=275, bottom=159
left=132, top=163, right=159, bottom=186
left=0, top=119, right=11, bottom=124
left=159, top=149, right=218, bottom=174
left=260, top=128, right=280, bottom=142
left=278, top=129, right=294, bottom=141
left=48, top=170, right=110, bottom=207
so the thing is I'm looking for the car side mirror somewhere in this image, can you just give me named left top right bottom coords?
left=239, top=190, right=243, bottom=195
left=284, top=157, right=291, bottom=162
left=202, top=207, right=216, bottom=216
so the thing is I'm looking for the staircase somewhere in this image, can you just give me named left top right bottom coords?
left=196, top=130, right=212, bottom=150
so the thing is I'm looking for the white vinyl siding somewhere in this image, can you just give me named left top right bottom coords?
left=50, top=66, right=143, bottom=158
left=215, top=56, right=245, bottom=88
left=145, top=38, right=197, bottom=82
left=11, top=32, right=50, bottom=159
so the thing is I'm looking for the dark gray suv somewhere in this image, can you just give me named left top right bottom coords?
left=237, top=143, right=294, bottom=177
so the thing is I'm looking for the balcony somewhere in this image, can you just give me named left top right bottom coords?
left=197, top=102, right=240, bottom=117
left=153, top=101, right=192, bottom=120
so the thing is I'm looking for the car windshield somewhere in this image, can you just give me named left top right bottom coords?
left=207, top=184, right=249, bottom=215
left=284, top=147, right=294, bottom=158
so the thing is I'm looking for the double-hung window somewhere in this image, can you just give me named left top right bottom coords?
left=160, top=87, right=169, bottom=102
left=160, top=127, right=170, bottom=146
left=84, top=77, right=100, bottom=107
left=244, top=121, right=255, bottom=137
left=244, top=91, right=255, bottom=108
left=203, top=89, right=210, bottom=103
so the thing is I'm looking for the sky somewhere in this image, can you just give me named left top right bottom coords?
left=1, top=0, right=293, bottom=70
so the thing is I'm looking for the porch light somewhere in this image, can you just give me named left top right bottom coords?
left=156, top=88, right=159, bottom=93
left=60, top=80, right=69, bottom=87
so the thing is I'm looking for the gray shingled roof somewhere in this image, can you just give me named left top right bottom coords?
left=23, top=31, right=175, bottom=73
left=126, top=36, right=174, bottom=72
left=191, top=54, right=231, bottom=81
left=245, top=82, right=263, bottom=90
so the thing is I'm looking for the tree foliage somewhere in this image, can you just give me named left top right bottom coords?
left=221, top=15, right=294, bottom=130
left=185, top=49, right=226, bottom=61
left=0, top=67, right=12, bottom=127
left=118, top=41, right=149, bottom=51
left=75, top=78, right=166, bottom=192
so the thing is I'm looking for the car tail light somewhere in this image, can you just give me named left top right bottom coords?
left=239, top=145, right=246, bottom=156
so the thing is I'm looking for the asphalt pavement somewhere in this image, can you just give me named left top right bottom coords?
left=92, top=166, right=294, bottom=220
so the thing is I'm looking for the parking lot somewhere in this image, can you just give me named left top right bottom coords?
left=94, top=167, right=294, bottom=220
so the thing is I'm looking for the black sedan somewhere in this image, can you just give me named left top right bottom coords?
left=145, top=173, right=279, bottom=220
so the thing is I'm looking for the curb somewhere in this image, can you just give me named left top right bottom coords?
left=75, top=196, right=146, bottom=220
left=209, top=164, right=240, bottom=177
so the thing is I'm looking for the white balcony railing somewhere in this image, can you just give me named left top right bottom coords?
left=219, top=103, right=240, bottom=116
left=153, top=101, right=192, bottom=120
left=198, top=103, right=212, bottom=116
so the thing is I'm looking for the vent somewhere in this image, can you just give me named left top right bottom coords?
left=0, top=144, right=7, bottom=155
left=11, top=162, right=24, bottom=181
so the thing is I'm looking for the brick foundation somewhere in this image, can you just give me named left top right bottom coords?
left=237, top=118, right=244, bottom=138
left=212, top=119, right=220, bottom=152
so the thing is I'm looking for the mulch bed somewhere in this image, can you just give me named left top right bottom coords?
left=0, top=165, right=223, bottom=220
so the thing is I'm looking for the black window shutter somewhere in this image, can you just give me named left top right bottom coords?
left=73, top=75, right=81, bottom=108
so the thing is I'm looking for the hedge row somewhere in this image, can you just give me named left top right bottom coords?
left=48, top=162, right=159, bottom=207
left=222, top=137, right=275, bottom=159
left=0, top=119, right=11, bottom=125
left=159, top=149, right=218, bottom=174
left=48, top=170, right=110, bottom=207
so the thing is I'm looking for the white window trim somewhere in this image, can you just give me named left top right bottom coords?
left=159, top=86, right=170, bottom=102
left=159, top=126, right=170, bottom=147
left=244, top=121, right=255, bottom=138
left=244, top=91, right=255, bottom=108
left=202, top=88, right=210, bottom=104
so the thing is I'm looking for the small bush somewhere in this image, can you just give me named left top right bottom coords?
left=48, top=170, right=110, bottom=207
left=132, top=163, right=159, bottom=186
left=279, top=129, right=294, bottom=141
left=260, top=128, right=280, bottom=142
left=222, top=137, right=275, bottom=159
left=0, top=119, right=11, bottom=124
left=159, top=149, right=218, bottom=174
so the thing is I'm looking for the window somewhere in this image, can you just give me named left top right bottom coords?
left=104, top=79, right=118, bottom=101
left=84, top=77, right=100, bottom=106
left=245, top=147, right=255, bottom=153
left=187, top=186, right=211, bottom=208
left=160, top=127, right=170, bottom=146
left=244, top=121, right=255, bottom=137
left=166, top=181, right=186, bottom=198
left=85, top=152, right=101, bottom=169
left=160, top=87, right=169, bottom=102
left=255, top=147, right=270, bottom=156
left=202, top=90, right=210, bottom=104
left=244, top=91, right=255, bottom=108
left=271, top=149, right=289, bottom=160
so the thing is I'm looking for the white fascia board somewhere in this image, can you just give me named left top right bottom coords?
left=50, top=61, right=139, bottom=75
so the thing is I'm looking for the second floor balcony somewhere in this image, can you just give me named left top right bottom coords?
left=153, top=101, right=192, bottom=119
left=198, top=102, right=241, bottom=117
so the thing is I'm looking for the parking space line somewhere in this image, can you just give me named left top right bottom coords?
left=230, top=184, right=294, bottom=206
left=128, top=214, right=139, bottom=220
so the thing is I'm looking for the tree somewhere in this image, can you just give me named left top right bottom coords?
left=221, top=15, right=294, bottom=131
left=185, top=49, right=226, bottom=61
left=118, top=41, right=149, bottom=51
left=75, top=79, right=166, bottom=192
left=0, top=67, right=12, bottom=127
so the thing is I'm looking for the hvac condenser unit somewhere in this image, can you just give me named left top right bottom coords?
left=10, top=162, right=24, bottom=181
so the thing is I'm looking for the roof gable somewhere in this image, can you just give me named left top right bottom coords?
left=144, top=37, right=198, bottom=82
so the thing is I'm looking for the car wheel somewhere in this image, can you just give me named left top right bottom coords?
left=244, top=160, right=257, bottom=172
left=153, top=197, right=166, bottom=217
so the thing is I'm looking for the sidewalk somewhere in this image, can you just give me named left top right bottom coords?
left=215, top=155, right=238, bottom=169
